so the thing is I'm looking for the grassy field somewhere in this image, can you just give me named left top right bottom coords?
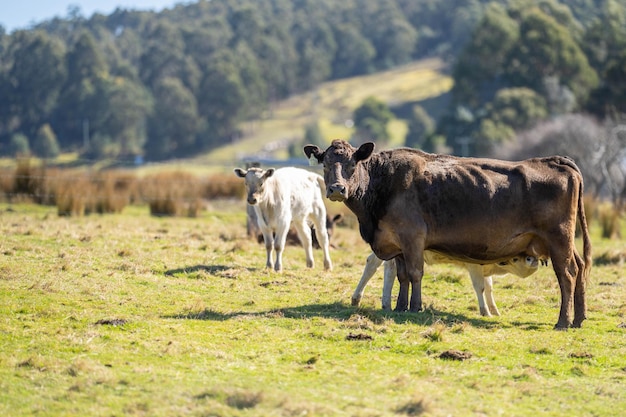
left=1, top=201, right=625, bottom=416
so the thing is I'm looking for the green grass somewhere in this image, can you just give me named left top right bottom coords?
left=1, top=202, right=625, bottom=416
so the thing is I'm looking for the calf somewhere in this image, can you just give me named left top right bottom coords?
left=352, top=251, right=539, bottom=316
left=234, top=166, right=332, bottom=272
left=305, top=140, right=591, bottom=329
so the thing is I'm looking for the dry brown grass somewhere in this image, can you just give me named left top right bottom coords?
left=203, top=173, right=245, bottom=200
left=140, top=171, right=204, bottom=217
left=597, top=202, right=622, bottom=239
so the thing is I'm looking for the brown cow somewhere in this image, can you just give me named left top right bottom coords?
left=304, top=140, right=592, bottom=329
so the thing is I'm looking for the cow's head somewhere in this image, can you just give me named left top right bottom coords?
left=497, top=255, right=539, bottom=278
left=234, top=167, right=275, bottom=205
left=304, top=140, right=375, bottom=202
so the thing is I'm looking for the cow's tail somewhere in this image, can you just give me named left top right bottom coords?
left=577, top=178, right=592, bottom=282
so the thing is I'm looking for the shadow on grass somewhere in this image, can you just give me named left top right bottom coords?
left=164, top=264, right=259, bottom=278
left=165, top=302, right=510, bottom=329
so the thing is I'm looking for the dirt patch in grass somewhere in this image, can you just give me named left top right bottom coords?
left=439, top=350, right=472, bottom=361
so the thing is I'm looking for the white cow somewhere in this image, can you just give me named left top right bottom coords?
left=234, top=166, right=332, bottom=272
left=352, top=251, right=540, bottom=316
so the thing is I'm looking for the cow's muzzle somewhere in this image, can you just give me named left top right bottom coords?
left=327, top=184, right=347, bottom=202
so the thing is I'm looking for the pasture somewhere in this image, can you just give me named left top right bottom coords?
left=1, top=200, right=625, bottom=416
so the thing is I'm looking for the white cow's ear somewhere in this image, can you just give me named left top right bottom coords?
left=264, top=168, right=275, bottom=178
left=234, top=168, right=247, bottom=178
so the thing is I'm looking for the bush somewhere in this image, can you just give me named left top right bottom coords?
left=11, top=158, right=45, bottom=203
left=91, top=172, right=137, bottom=214
left=56, top=173, right=95, bottom=216
left=8, top=133, right=30, bottom=156
left=204, top=173, right=245, bottom=199
left=141, top=171, right=204, bottom=217
left=32, top=124, right=60, bottom=159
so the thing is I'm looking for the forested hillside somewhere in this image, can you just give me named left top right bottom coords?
left=0, top=0, right=625, bottom=167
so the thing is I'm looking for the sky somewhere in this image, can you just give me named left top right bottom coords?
left=1, top=1, right=184, bottom=33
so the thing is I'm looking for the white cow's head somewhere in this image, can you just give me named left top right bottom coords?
left=234, top=167, right=275, bottom=205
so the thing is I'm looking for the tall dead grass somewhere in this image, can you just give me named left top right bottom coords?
left=140, top=171, right=204, bottom=217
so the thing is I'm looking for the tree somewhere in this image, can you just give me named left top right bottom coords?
left=293, top=18, right=336, bottom=91
left=303, top=121, right=325, bottom=149
left=404, top=105, right=434, bottom=149
left=452, top=3, right=519, bottom=106
left=353, top=97, right=394, bottom=145
left=139, top=22, right=193, bottom=89
left=473, top=88, right=547, bottom=155
left=7, top=133, right=30, bottom=156
left=6, top=31, right=67, bottom=137
left=504, top=8, right=598, bottom=106
left=66, top=31, right=107, bottom=80
left=54, top=32, right=109, bottom=149
left=32, top=124, right=60, bottom=158
left=359, top=1, right=417, bottom=69
left=587, top=50, right=626, bottom=117
left=196, top=52, right=247, bottom=148
left=496, top=114, right=626, bottom=203
left=331, top=24, right=375, bottom=79
left=98, top=77, right=152, bottom=156
left=145, top=77, right=200, bottom=160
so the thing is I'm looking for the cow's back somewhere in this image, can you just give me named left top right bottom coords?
left=271, top=167, right=325, bottom=218
left=361, top=148, right=582, bottom=262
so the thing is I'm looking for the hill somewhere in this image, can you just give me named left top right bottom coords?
left=198, top=58, right=453, bottom=167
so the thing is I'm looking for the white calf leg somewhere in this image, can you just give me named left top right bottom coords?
left=352, top=253, right=383, bottom=306
left=467, top=264, right=490, bottom=316
left=483, top=276, right=500, bottom=316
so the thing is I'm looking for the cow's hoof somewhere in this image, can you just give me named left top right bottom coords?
left=351, top=297, right=361, bottom=307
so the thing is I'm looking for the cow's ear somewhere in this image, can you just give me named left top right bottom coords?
left=264, top=168, right=275, bottom=178
left=303, top=145, right=324, bottom=164
left=354, top=142, right=375, bottom=162
left=234, top=168, right=247, bottom=178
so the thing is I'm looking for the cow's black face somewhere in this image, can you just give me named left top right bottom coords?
left=304, top=140, right=374, bottom=202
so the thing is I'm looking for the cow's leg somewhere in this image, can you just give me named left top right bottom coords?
left=260, top=227, right=274, bottom=269
left=382, top=258, right=397, bottom=310
left=351, top=253, right=383, bottom=306
left=311, top=214, right=332, bottom=271
left=550, top=241, right=578, bottom=329
left=273, top=221, right=290, bottom=272
left=403, top=247, right=425, bottom=313
left=466, top=264, right=491, bottom=317
left=572, top=251, right=587, bottom=328
left=483, top=276, right=500, bottom=316
left=294, top=219, right=314, bottom=268
left=395, top=256, right=410, bottom=312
